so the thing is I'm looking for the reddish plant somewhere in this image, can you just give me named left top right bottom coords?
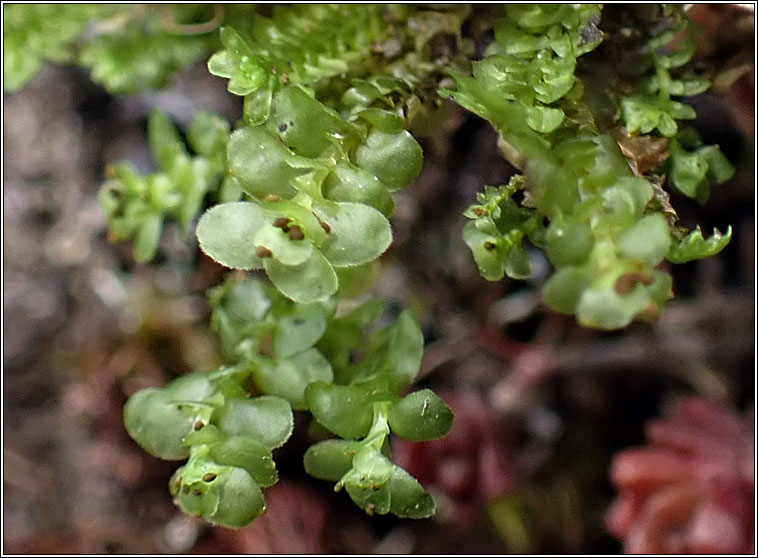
left=606, top=396, right=754, bottom=554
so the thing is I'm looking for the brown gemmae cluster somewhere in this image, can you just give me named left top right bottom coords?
left=606, top=396, right=754, bottom=554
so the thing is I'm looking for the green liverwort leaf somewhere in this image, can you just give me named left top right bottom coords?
left=335, top=298, right=386, bottom=328
left=218, top=396, right=293, bottom=450
left=342, top=446, right=395, bottom=516
left=254, top=223, right=314, bottom=266
left=323, top=161, right=395, bottom=216
left=669, top=142, right=734, bottom=200
left=187, top=110, right=230, bottom=160
left=542, top=266, right=590, bottom=315
left=303, top=438, right=362, bottom=482
left=526, top=155, right=581, bottom=217
left=268, top=85, right=356, bottom=159
left=387, top=466, right=435, bottom=518
left=244, top=81, right=275, bottom=126
left=616, top=177, right=654, bottom=213
left=206, top=367, right=250, bottom=399
left=175, top=158, right=216, bottom=230
left=346, top=473, right=392, bottom=516
left=356, top=108, right=406, bottom=134
left=576, top=284, right=652, bottom=330
left=667, top=225, right=732, bottom=264
left=674, top=76, right=710, bottom=96
left=261, top=198, right=329, bottom=244
left=208, top=435, right=278, bottom=487
left=209, top=467, right=265, bottom=527
left=617, top=213, right=671, bottom=266
left=387, top=389, right=454, bottom=441
left=196, top=202, right=267, bottom=270
left=134, top=212, right=163, bottom=263
left=352, top=129, right=423, bottom=191
left=463, top=222, right=505, bottom=281
left=148, top=110, right=185, bottom=171
left=183, top=423, right=225, bottom=447
left=507, top=4, right=565, bottom=28
left=545, top=219, right=593, bottom=266
left=697, top=145, right=736, bottom=184
left=670, top=147, right=708, bottom=198
left=669, top=101, right=697, bottom=120
left=621, top=94, right=663, bottom=135
left=264, top=248, right=338, bottom=303
left=336, top=261, right=380, bottom=298
left=274, top=302, right=329, bottom=358
left=162, top=373, right=215, bottom=402
left=219, top=175, right=243, bottom=203
left=252, top=349, right=333, bottom=410
left=222, top=278, right=272, bottom=324
left=505, top=244, right=533, bottom=279
left=171, top=459, right=221, bottom=518
left=208, top=27, right=268, bottom=96
left=599, top=177, right=653, bottom=230
left=378, top=310, right=425, bottom=393
left=658, top=112, right=678, bottom=137
left=123, top=388, right=213, bottom=460
left=497, top=20, right=548, bottom=54
left=525, top=104, right=564, bottom=133
left=317, top=202, right=393, bottom=267
left=306, top=381, right=374, bottom=439
left=227, top=126, right=303, bottom=199
left=548, top=32, right=572, bottom=58
left=173, top=460, right=265, bottom=528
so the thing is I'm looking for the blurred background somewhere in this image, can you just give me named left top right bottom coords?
left=3, top=4, right=754, bottom=554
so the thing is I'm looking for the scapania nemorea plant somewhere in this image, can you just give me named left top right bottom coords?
left=4, top=4, right=738, bottom=528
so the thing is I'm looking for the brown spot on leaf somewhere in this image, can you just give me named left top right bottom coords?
left=256, top=246, right=273, bottom=258
left=288, top=225, right=305, bottom=241
left=614, top=271, right=653, bottom=294
left=639, top=303, right=660, bottom=322
left=315, top=215, right=331, bottom=234
left=258, top=332, right=274, bottom=357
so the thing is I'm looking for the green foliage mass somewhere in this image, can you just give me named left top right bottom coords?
left=125, top=276, right=452, bottom=526
left=7, top=3, right=739, bottom=528
left=193, top=5, right=471, bottom=303
left=3, top=4, right=222, bottom=93
left=443, top=4, right=733, bottom=329
left=100, top=110, right=235, bottom=262
left=124, top=366, right=290, bottom=527
left=194, top=83, right=416, bottom=303
left=4, top=4, right=112, bottom=92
